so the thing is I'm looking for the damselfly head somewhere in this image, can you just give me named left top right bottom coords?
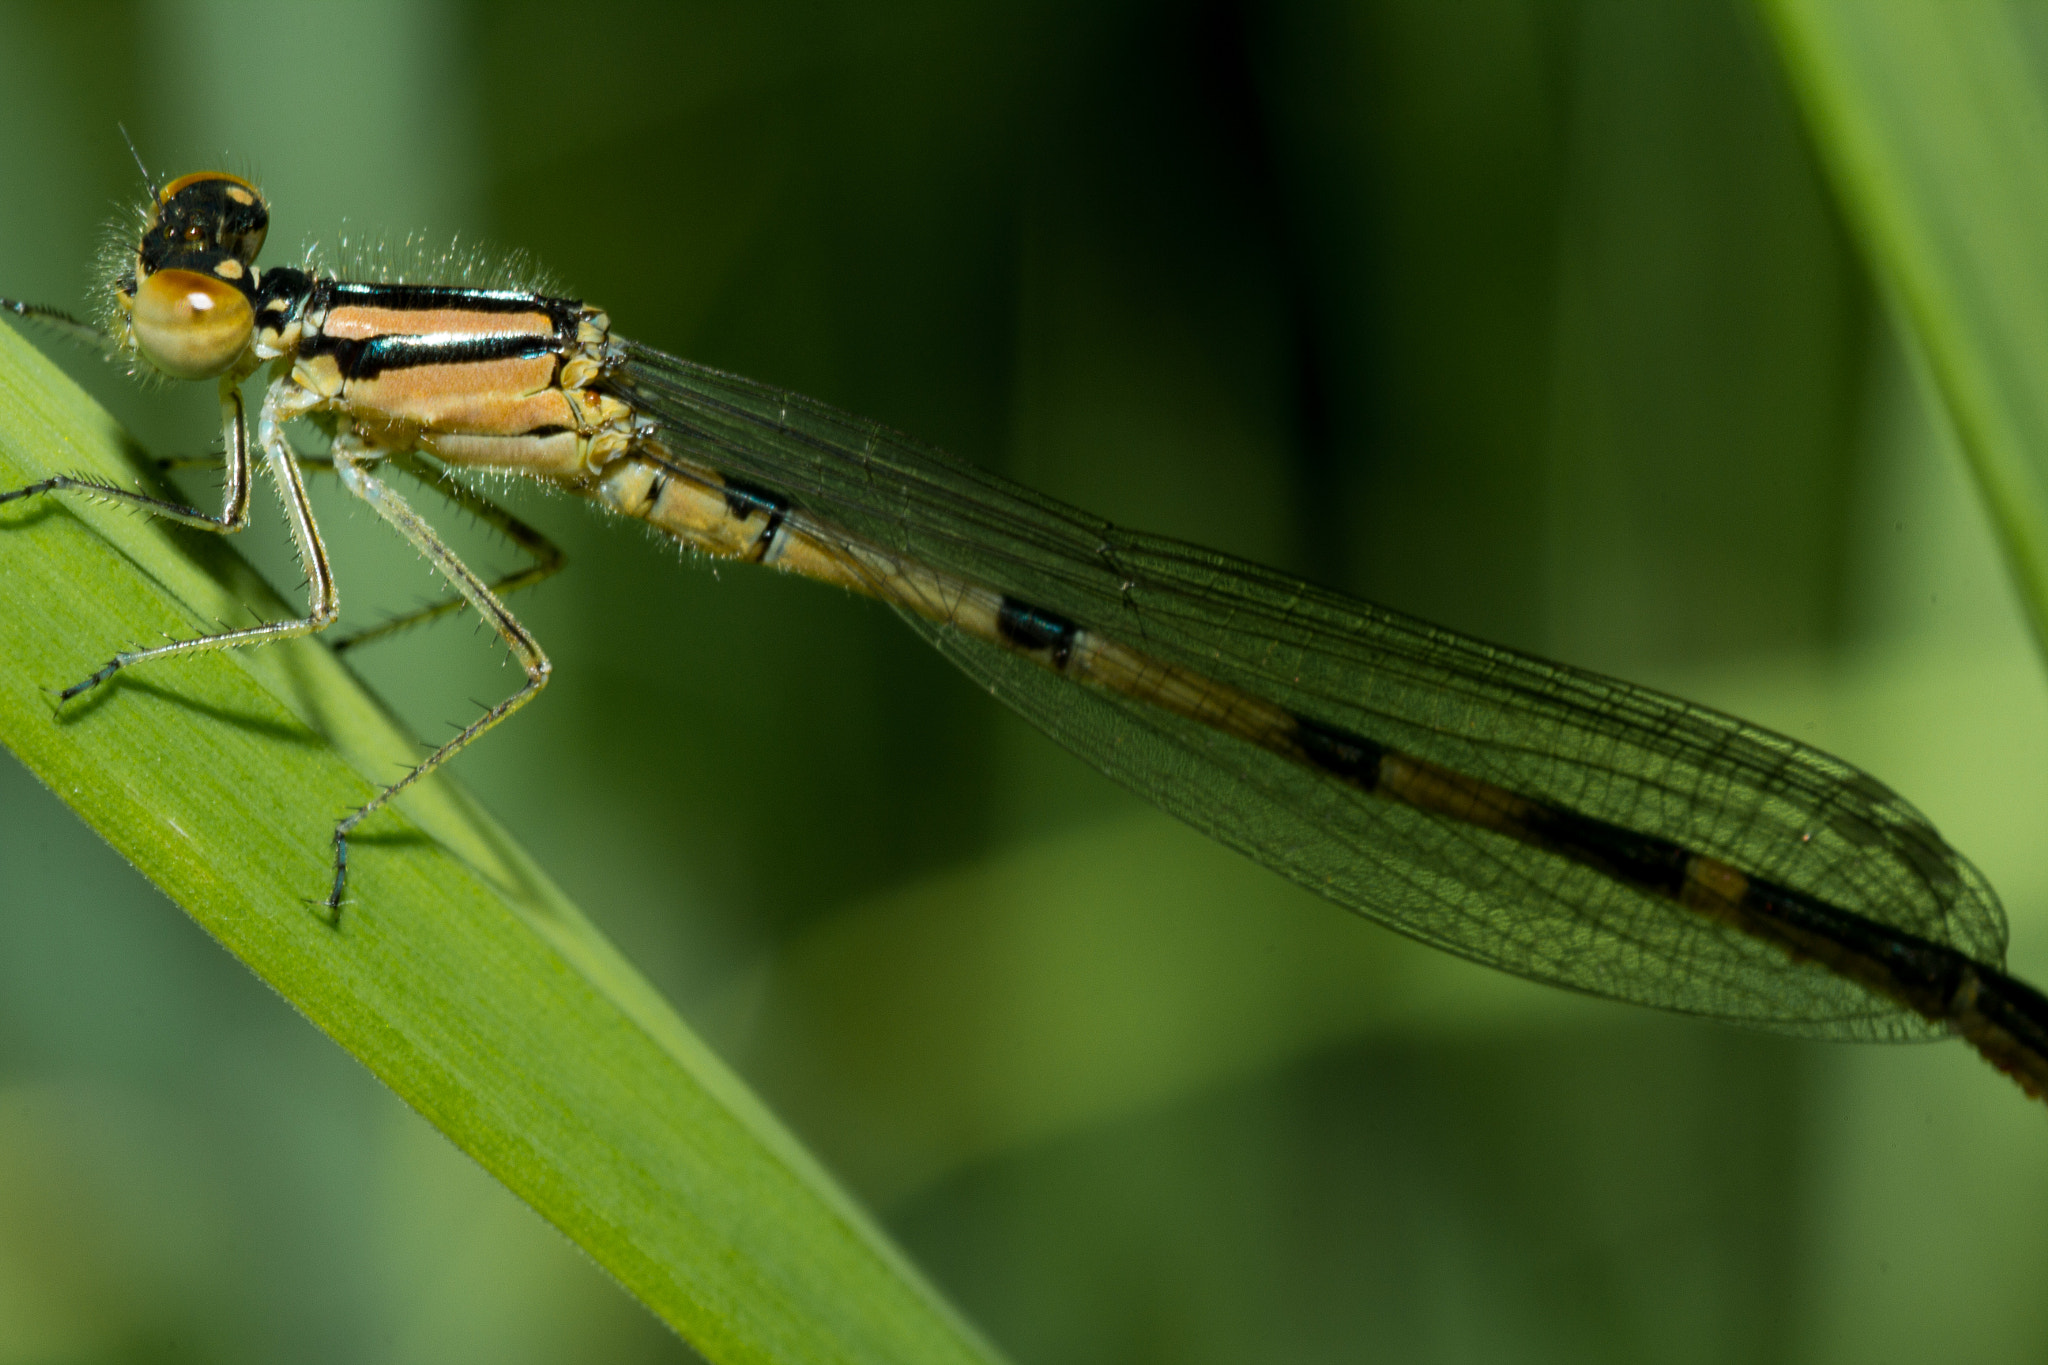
left=106, top=170, right=269, bottom=380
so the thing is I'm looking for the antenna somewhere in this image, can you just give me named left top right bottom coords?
left=117, top=124, right=154, bottom=192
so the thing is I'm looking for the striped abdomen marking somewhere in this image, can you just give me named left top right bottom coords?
left=996, top=598, right=1077, bottom=668
left=595, top=447, right=2048, bottom=1082
left=721, top=479, right=790, bottom=563
left=1290, top=712, right=2048, bottom=1091
left=596, top=450, right=1309, bottom=747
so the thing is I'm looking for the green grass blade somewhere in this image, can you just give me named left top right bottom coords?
left=0, top=321, right=1001, bottom=1365
left=1761, top=0, right=2048, bottom=665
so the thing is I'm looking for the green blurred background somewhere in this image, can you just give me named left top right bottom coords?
left=2, top=0, right=2046, bottom=1360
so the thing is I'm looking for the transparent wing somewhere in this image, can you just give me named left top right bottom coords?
left=607, top=342, right=2006, bottom=1039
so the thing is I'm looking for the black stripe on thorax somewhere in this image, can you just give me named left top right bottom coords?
left=324, top=279, right=583, bottom=329
left=997, top=597, right=1078, bottom=669
left=303, top=329, right=562, bottom=381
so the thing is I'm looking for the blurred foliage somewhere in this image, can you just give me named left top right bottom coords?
left=0, top=1, right=2045, bottom=1363
left=1766, top=0, right=2048, bottom=664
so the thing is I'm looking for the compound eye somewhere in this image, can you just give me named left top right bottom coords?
left=129, top=267, right=255, bottom=379
left=146, top=172, right=270, bottom=267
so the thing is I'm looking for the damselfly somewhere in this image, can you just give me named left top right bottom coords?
left=6, top=169, right=2046, bottom=1106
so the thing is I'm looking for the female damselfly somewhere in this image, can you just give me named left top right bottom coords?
left=6, top=168, right=2046, bottom=1106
